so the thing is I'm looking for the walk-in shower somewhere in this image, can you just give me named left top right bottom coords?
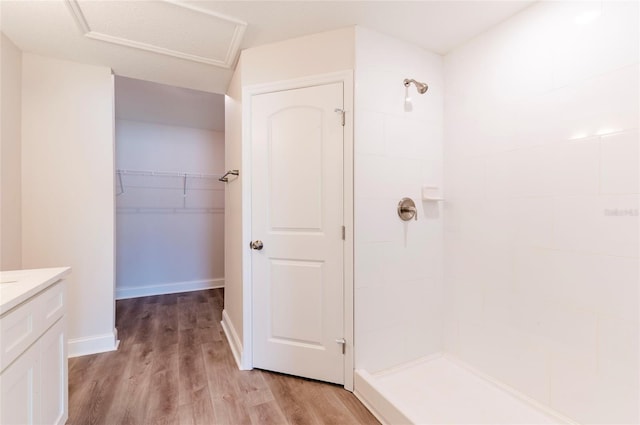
left=353, top=2, right=639, bottom=424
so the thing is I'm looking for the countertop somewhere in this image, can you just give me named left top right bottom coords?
left=0, top=267, right=71, bottom=316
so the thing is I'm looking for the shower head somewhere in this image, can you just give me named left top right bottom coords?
left=403, top=78, right=428, bottom=94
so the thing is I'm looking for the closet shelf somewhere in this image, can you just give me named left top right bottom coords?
left=116, top=207, right=224, bottom=215
left=117, top=184, right=223, bottom=191
left=116, top=169, right=223, bottom=179
left=115, top=169, right=224, bottom=197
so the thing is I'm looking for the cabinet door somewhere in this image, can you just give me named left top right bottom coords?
left=39, top=319, right=67, bottom=425
left=0, top=344, right=40, bottom=425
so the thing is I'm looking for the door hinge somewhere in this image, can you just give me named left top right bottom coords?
left=341, top=225, right=346, bottom=240
left=335, top=338, right=346, bottom=354
left=334, top=108, right=345, bottom=126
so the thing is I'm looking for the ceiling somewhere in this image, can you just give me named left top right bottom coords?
left=1, top=1, right=535, bottom=94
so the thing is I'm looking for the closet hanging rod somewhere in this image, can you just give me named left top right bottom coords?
left=116, top=169, right=223, bottom=179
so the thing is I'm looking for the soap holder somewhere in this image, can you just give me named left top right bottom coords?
left=422, top=186, right=443, bottom=201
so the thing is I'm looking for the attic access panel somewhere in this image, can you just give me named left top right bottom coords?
left=66, top=0, right=246, bottom=68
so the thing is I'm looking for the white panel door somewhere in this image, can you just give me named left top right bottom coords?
left=251, top=82, right=345, bottom=384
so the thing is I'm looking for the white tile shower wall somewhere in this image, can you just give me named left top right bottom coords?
left=444, top=1, right=639, bottom=423
left=354, top=27, right=444, bottom=373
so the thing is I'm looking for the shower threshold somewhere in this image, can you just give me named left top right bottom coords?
left=354, top=355, right=574, bottom=425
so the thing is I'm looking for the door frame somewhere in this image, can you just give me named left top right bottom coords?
left=241, top=70, right=354, bottom=390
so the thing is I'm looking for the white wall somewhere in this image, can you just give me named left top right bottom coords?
left=444, top=2, right=639, bottom=423
left=241, top=27, right=355, bottom=87
left=115, top=120, right=225, bottom=298
left=224, top=27, right=355, bottom=367
left=1, top=33, right=22, bottom=270
left=21, top=54, right=116, bottom=357
left=223, top=58, right=244, bottom=353
left=354, top=27, right=444, bottom=373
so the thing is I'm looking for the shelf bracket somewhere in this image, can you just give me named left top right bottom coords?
left=219, top=169, right=239, bottom=182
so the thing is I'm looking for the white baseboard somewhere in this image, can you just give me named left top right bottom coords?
left=115, top=278, right=224, bottom=300
left=68, top=328, right=119, bottom=358
left=354, top=369, right=413, bottom=425
left=221, top=309, right=247, bottom=370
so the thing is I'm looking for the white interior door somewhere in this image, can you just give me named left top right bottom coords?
left=251, top=82, right=345, bottom=384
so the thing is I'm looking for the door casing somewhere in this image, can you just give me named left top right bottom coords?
left=240, top=71, right=354, bottom=390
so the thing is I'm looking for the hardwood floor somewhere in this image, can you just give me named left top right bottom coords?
left=67, top=289, right=379, bottom=425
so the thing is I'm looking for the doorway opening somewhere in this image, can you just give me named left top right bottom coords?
left=113, top=75, right=226, bottom=306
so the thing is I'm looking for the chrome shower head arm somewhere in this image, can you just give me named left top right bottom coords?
left=403, top=78, right=429, bottom=94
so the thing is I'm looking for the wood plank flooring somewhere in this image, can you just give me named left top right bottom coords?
left=67, top=289, right=379, bottom=425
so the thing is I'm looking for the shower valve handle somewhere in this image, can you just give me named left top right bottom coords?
left=401, top=206, right=418, bottom=220
left=398, top=198, right=418, bottom=221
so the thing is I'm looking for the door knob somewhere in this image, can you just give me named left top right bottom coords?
left=250, top=240, right=264, bottom=250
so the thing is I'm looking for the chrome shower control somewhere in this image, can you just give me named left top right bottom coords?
left=398, top=198, right=418, bottom=221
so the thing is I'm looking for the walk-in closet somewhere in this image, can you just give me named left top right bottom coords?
left=114, top=76, right=226, bottom=300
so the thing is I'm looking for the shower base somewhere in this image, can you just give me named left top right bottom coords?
left=354, top=355, right=572, bottom=425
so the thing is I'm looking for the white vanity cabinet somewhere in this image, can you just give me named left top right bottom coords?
left=0, top=268, right=70, bottom=425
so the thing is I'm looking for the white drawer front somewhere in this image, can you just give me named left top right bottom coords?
left=40, top=281, right=65, bottom=331
left=0, top=298, right=42, bottom=372
left=0, top=280, right=65, bottom=372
